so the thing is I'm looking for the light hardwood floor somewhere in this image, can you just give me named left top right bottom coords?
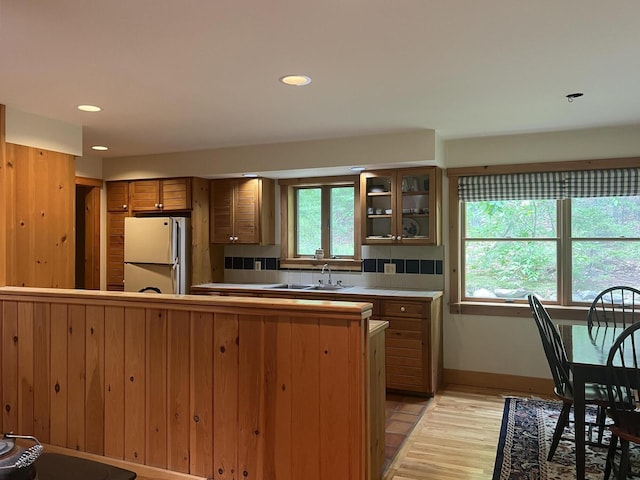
left=383, top=385, right=542, bottom=480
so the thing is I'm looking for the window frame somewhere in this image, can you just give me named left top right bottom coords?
left=279, top=175, right=362, bottom=270
left=448, top=157, right=640, bottom=320
left=461, top=198, right=562, bottom=303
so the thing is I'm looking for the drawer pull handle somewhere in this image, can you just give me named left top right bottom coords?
left=400, top=306, right=406, bottom=312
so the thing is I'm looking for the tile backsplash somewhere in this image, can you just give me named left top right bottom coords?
left=222, top=244, right=444, bottom=291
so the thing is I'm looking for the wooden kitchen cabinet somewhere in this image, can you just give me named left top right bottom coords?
left=106, top=211, right=128, bottom=290
left=106, top=181, right=132, bottom=291
left=360, top=166, right=441, bottom=245
left=106, top=177, right=217, bottom=291
left=210, top=177, right=275, bottom=244
left=380, top=297, right=442, bottom=395
left=106, top=180, right=131, bottom=212
left=191, top=284, right=443, bottom=396
left=130, top=177, right=192, bottom=212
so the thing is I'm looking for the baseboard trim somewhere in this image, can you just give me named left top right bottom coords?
left=443, top=368, right=554, bottom=396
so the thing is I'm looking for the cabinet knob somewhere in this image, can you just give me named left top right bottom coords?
left=400, top=306, right=406, bottom=312
left=122, top=204, right=127, bottom=210
left=158, top=203, right=163, bottom=208
left=390, top=235, right=396, bottom=240
left=229, top=236, right=234, bottom=241
left=154, top=203, right=159, bottom=208
left=234, top=236, right=239, bottom=241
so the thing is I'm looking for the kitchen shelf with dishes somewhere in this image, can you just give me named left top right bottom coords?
left=360, top=166, right=441, bottom=245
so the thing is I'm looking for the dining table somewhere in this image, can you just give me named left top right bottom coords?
left=558, top=323, right=623, bottom=480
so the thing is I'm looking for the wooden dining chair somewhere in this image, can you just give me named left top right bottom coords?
left=588, top=286, right=640, bottom=331
left=528, top=294, right=609, bottom=460
left=604, top=321, right=640, bottom=480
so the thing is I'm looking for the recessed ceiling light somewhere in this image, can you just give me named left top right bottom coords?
left=351, top=167, right=366, bottom=172
left=91, top=145, right=108, bottom=151
left=279, top=75, right=312, bottom=86
left=243, top=173, right=258, bottom=178
left=77, top=105, right=102, bottom=112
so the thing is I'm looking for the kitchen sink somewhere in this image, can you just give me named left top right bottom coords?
left=309, top=284, right=351, bottom=291
left=266, top=283, right=352, bottom=291
left=266, top=283, right=316, bottom=290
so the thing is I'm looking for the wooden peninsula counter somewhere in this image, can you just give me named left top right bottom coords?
left=0, top=287, right=373, bottom=480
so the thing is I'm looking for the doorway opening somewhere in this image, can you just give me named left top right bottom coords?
left=76, top=178, right=102, bottom=289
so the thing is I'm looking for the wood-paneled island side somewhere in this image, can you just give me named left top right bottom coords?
left=0, top=287, right=373, bottom=480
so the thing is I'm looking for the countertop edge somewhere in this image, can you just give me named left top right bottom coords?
left=191, top=283, right=443, bottom=301
left=369, top=319, right=389, bottom=336
left=0, top=286, right=374, bottom=319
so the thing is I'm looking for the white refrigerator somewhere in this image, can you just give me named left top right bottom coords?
left=124, top=217, right=190, bottom=294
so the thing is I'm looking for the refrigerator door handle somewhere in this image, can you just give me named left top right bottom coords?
left=172, top=257, right=179, bottom=294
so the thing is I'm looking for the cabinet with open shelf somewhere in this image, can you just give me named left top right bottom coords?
left=360, top=167, right=441, bottom=245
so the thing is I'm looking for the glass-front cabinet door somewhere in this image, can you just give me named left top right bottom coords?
left=361, top=167, right=440, bottom=245
left=362, top=171, right=396, bottom=242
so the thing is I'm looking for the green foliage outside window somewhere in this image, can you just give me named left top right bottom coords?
left=330, top=187, right=354, bottom=256
left=464, top=197, right=640, bottom=303
left=296, top=185, right=354, bottom=257
left=296, top=188, right=321, bottom=256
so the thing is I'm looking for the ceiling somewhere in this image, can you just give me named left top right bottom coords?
left=1, top=0, right=640, bottom=159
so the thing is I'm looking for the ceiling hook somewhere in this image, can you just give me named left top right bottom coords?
left=566, top=92, right=584, bottom=103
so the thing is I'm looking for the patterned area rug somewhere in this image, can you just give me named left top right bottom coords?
left=492, top=397, right=623, bottom=480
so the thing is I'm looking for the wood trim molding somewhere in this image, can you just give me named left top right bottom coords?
left=447, top=156, right=640, bottom=177
left=0, top=104, right=6, bottom=286
left=76, top=176, right=104, bottom=187
left=279, top=175, right=361, bottom=264
left=444, top=368, right=554, bottom=396
left=278, top=174, right=358, bottom=186
left=448, top=169, right=461, bottom=307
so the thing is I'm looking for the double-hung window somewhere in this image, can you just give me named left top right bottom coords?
left=280, top=176, right=361, bottom=269
left=456, top=167, right=640, bottom=306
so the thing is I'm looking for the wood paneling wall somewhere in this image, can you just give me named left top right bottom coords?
left=0, top=287, right=371, bottom=480
left=0, top=105, right=7, bottom=286
left=0, top=111, right=75, bottom=288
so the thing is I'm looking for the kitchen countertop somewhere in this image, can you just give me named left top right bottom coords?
left=369, top=319, right=389, bottom=336
left=191, top=282, right=443, bottom=301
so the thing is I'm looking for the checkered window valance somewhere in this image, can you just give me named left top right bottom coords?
left=458, top=168, right=640, bottom=202
left=567, top=168, right=640, bottom=198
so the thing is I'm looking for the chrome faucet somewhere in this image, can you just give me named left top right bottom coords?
left=321, top=263, right=332, bottom=285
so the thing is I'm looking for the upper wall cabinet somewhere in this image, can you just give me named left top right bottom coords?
left=129, top=178, right=192, bottom=212
left=210, top=177, right=275, bottom=245
left=360, top=167, right=441, bottom=245
left=106, top=177, right=212, bottom=292
left=106, top=181, right=130, bottom=212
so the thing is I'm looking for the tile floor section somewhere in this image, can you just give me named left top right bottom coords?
left=384, top=393, right=431, bottom=471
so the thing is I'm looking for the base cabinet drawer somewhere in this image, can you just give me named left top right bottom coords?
left=382, top=300, right=426, bottom=318
left=387, top=373, right=426, bottom=389
left=386, top=355, right=423, bottom=368
left=379, top=296, right=442, bottom=396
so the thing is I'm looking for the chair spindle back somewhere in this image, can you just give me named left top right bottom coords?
left=528, top=294, right=573, bottom=397
left=588, top=286, right=640, bottom=331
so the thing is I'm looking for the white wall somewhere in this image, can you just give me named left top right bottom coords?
left=5, top=106, right=82, bottom=156
left=445, top=123, right=640, bottom=168
left=443, top=124, right=640, bottom=380
left=75, top=155, right=103, bottom=179
left=103, top=130, right=437, bottom=180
